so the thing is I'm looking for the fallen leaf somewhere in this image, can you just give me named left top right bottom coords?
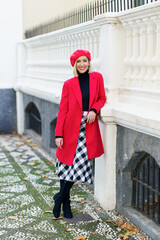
left=27, top=140, right=33, bottom=144
left=52, top=216, right=63, bottom=220
left=64, top=228, right=72, bottom=232
left=91, top=232, right=96, bottom=235
left=123, top=236, right=129, bottom=240
left=30, top=160, right=39, bottom=163
left=97, top=218, right=102, bottom=222
left=23, top=177, right=31, bottom=181
left=40, top=174, right=48, bottom=178
left=116, top=227, right=121, bottom=232
left=115, top=219, right=125, bottom=226
left=73, top=182, right=78, bottom=185
left=136, top=233, right=146, bottom=239
left=106, top=219, right=113, bottom=223
left=118, top=234, right=129, bottom=240
left=9, top=216, right=22, bottom=220
left=81, top=200, right=86, bottom=204
left=11, top=131, right=18, bottom=135
left=43, top=166, right=49, bottom=169
left=18, top=133, right=24, bottom=136
left=50, top=174, right=57, bottom=177
left=44, top=210, right=52, bottom=214
left=96, top=207, right=101, bottom=211
left=73, top=236, right=87, bottom=240
left=126, top=231, right=136, bottom=235
left=155, top=195, right=158, bottom=204
left=121, top=224, right=135, bottom=232
left=135, top=226, right=140, bottom=233
left=102, top=228, right=108, bottom=233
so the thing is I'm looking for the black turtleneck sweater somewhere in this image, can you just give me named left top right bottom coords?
left=78, top=70, right=97, bottom=114
left=78, top=70, right=90, bottom=111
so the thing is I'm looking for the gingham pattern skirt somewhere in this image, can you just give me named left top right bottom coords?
left=55, top=111, right=93, bottom=185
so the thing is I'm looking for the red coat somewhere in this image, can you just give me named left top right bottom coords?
left=55, top=71, right=106, bottom=166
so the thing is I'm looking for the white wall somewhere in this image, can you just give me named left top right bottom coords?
left=0, top=0, right=23, bottom=88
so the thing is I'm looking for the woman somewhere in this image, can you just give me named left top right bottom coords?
left=53, top=49, right=106, bottom=219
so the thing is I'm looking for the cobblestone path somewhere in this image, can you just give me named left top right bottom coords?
left=0, top=134, right=150, bottom=240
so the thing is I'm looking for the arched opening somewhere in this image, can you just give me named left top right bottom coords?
left=132, top=154, right=160, bottom=224
left=25, top=102, right=41, bottom=135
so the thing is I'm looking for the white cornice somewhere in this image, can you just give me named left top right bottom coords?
left=101, top=103, right=160, bottom=139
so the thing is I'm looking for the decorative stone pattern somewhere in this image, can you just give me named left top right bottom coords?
left=0, top=134, right=150, bottom=239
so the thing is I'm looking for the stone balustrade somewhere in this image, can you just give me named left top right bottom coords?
left=118, top=2, right=160, bottom=109
left=16, top=22, right=101, bottom=103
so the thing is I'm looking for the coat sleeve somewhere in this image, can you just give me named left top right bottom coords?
left=55, top=81, right=69, bottom=137
left=91, top=73, right=106, bottom=114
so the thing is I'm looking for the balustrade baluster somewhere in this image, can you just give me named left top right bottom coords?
left=123, top=22, right=133, bottom=87
left=143, top=17, right=155, bottom=89
left=129, top=21, right=139, bottom=87
left=136, top=20, right=147, bottom=88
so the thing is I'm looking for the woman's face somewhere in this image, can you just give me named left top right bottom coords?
left=76, top=56, right=90, bottom=74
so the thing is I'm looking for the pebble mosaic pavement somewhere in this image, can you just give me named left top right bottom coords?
left=0, top=134, right=152, bottom=240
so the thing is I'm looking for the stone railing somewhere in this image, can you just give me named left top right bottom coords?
left=16, top=21, right=101, bottom=104
left=118, top=2, right=160, bottom=110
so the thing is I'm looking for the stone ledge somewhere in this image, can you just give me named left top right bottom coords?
left=122, top=207, right=160, bottom=240
left=100, top=103, right=160, bottom=138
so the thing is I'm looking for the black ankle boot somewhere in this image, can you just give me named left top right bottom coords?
left=63, top=195, right=73, bottom=218
left=53, top=194, right=62, bottom=218
left=53, top=180, right=74, bottom=218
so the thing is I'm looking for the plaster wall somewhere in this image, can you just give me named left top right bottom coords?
left=0, top=0, right=22, bottom=132
left=0, top=0, right=23, bottom=88
left=22, top=0, right=94, bottom=32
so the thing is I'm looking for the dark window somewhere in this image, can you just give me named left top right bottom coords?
left=132, top=155, right=160, bottom=225
left=26, top=102, right=41, bottom=135
left=50, top=118, right=57, bottom=148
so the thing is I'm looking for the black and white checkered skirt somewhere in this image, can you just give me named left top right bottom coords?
left=55, top=111, right=93, bottom=185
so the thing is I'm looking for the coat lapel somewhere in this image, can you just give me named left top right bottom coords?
left=89, top=72, right=97, bottom=110
left=70, top=76, right=82, bottom=110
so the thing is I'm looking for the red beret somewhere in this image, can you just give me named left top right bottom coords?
left=70, top=50, right=91, bottom=67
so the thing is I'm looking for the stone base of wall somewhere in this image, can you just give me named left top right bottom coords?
left=23, top=93, right=59, bottom=158
left=0, top=89, right=16, bottom=133
left=116, top=125, right=160, bottom=240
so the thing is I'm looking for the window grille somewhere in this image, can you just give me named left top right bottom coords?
left=132, top=155, right=160, bottom=224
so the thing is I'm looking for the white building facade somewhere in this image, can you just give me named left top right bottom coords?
left=2, top=0, right=158, bottom=239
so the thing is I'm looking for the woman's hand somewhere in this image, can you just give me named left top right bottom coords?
left=55, top=138, right=63, bottom=149
left=87, top=111, right=96, bottom=124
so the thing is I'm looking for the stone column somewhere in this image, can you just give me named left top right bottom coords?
left=93, top=13, right=125, bottom=210
left=16, top=91, right=24, bottom=134
left=94, top=112, right=117, bottom=210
